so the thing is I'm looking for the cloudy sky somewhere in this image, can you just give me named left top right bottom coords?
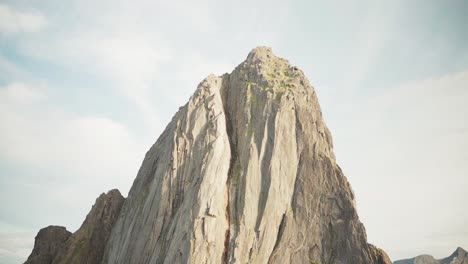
left=0, top=0, right=467, bottom=263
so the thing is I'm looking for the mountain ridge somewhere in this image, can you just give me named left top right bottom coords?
left=394, top=247, right=467, bottom=264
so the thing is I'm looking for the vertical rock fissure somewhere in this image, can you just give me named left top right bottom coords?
left=267, top=212, right=287, bottom=263
left=222, top=187, right=231, bottom=264
left=254, top=110, right=276, bottom=233
left=221, top=75, right=235, bottom=264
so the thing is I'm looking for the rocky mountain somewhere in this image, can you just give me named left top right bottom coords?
left=24, top=226, right=71, bottom=264
left=24, top=189, right=124, bottom=264
left=101, top=46, right=390, bottom=264
left=25, top=46, right=391, bottom=264
left=394, top=247, right=467, bottom=264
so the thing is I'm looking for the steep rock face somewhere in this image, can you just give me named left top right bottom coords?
left=24, top=189, right=124, bottom=264
left=102, top=47, right=391, bottom=264
left=25, top=226, right=71, bottom=264
left=394, top=247, right=468, bottom=264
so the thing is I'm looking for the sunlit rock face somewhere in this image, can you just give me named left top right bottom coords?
left=102, top=47, right=391, bottom=264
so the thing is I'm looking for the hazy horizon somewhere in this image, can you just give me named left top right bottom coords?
left=1, top=0, right=467, bottom=263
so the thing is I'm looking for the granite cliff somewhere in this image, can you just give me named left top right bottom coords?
left=102, top=47, right=390, bottom=264
left=26, top=47, right=391, bottom=264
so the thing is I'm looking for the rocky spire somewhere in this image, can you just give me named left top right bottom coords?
left=101, top=47, right=391, bottom=264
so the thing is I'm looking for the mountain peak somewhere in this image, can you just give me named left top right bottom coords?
left=101, top=47, right=387, bottom=264
left=456, top=246, right=466, bottom=252
left=26, top=47, right=391, bottom=264
left=246, top=46, right=274, bottom=63
left=451, top=246, right=467, bottom=258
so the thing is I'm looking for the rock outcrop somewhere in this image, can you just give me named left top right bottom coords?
left=102, top=47, right=391, bottom=264
left=52, top=189, right=124, bottom=264
left=24, top=189, right=124, bottom=264
left=24, top=226, right=71, bottom=264
left=370, top=244, right=393, bottom=264
left=394, top=247, right=468, bottom=264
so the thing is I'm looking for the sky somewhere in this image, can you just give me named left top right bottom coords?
left=0, top=0, right=467, bottom=263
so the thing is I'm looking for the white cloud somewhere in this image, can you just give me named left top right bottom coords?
left=9, top=0, right=291, bottom=137
left=0, top=82, right=146, bottom=263
left=0, top=82, right=46, bottom=104
left=18, top=24, right=172, bottom=135
left=57, top=32, right=171, bottom=133
left=0, top=82, right=144, bottom=188
left=0, top=54, right=25, bottom=80
left=175, top=52, right=234, bottom=104
left=0, top=230, right=34, bottom=264
left=0, top=4, right=47, bottom=35
left=341, top=2, right=399, bottom=92
left=57, top=33, right=171, bottom=85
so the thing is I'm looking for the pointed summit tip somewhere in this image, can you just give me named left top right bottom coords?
left=246, top=46, right=276, bottom=63
left=249, top=46, right=273, bottom=55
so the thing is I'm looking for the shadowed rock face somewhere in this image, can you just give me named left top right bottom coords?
left=102, top=47, right=391, bottom=264
left=394, top=247, right=468, bottom=264
left=25, top=226, right=71, bottom=264
left=52, top=189, right=124, bottom=264
left=24, top=189, right=124, bottom=264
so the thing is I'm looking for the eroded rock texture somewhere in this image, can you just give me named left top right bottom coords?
left=24, top=189, right=124, bottom=264
left=25, top=226, right=71, bottom=264
left=102, top=47, right=391, bottom=264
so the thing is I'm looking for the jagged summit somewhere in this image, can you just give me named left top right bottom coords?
left=246, top=46, right=275, bottom=63
left=240, top=47, right=308, bottom=92
left=455, top=247, right=467, bottom=254
left=440, top=247, right=467, bottom=264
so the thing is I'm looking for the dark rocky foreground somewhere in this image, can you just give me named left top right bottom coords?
left=25, top=189, right=124, bottom=264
